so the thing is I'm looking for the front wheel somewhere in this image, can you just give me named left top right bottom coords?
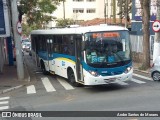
left=152, top=71, right=160, bottom=81
left=41, top=61, right=49, bottom=75
left=68, top=69, right=82, bottom=87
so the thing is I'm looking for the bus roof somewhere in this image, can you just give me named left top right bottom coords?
left=30, top=25, right=128, bottom=35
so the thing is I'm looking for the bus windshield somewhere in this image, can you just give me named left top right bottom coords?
left=84, top=31, right=131, bottom=68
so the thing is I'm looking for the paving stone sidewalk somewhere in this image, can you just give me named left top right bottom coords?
left=0, top=63, right=30, bottom=94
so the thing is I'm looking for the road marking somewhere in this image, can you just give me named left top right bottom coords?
left=131, top=78, right=146, bottom=84
left=57, top=77, right=74, bottom=90
left=133, top=73, right=152, bottom=81
left=0, top=97, right=10, bottom=101
left=0, top=97, right=10, bottom=111
left=116, top=80, right=129, bottom=85
left=41, top=77, right=56, bottom=92
left=0, top=101, right=9, bottom=105
left=0, top=106, right=9, bottom=111
left=27, top=85, right=36, bottom=94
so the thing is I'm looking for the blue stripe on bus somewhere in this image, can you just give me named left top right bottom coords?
left=38, top=51, right=76, bottom=61
left=82, top=62, right=132, bottom=76
left=38, top=51, right=132, bottom=76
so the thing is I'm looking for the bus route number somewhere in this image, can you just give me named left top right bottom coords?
left=92, top=32, right=120, bottom=38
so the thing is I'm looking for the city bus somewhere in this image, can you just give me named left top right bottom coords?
left=30, top=25, right=133, bottom=87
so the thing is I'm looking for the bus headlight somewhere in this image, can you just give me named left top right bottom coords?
left=88, top=70, right=100, bottom=77
left=124, top=66, right=132, bottom=74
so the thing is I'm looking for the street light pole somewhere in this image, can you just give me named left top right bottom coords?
left=11, top=0, right=24, bottom=80
left=153, top=0, right=160, bottom=62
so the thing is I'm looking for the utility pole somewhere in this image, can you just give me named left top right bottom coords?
left=11, top=0, right=24, bottom=80
left=153, top=0, right=160, bottom=62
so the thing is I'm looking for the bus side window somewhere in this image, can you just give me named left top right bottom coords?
left=68, top=35, right=75, bottom=56
left=54, top=35, right=62, bottom=53
left=62, top=36, right=69, bottom=54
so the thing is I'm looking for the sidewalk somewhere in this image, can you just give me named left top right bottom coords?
left=0, top=62, right=30, bottom=94
left=133, top=62, right=150, bottom=73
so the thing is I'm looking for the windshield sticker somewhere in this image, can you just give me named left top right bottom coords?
left=91, top=56, right=98, bottom=63
left=108, top=56, right=115, bottom=63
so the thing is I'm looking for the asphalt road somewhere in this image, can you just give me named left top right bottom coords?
left=1, top=54, right=160, bottom=120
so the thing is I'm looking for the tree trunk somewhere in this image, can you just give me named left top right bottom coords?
left=140, top=0, right=150, bottom=70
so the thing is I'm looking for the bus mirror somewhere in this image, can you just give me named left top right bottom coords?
left=82, top=41, right=86, bottom=51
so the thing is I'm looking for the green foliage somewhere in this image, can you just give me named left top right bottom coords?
left=56, top=19, right=75, bottom=27
left=22, top=23, right=39, bottom=36
left=18, top=0, right=61, bottom=29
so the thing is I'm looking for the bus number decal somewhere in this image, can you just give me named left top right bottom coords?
left=52, top=60, right=55, bottom=65
left=62, top=61, right=65, bottom=66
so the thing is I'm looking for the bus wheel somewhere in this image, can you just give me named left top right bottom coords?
left=68, top=69, right=81, bottom=87
left=41, top=61, right=48, bottom=75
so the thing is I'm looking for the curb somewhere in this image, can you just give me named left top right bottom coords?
left=0, top=85, right=25, bottom=94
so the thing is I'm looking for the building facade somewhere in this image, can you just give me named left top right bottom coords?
left=49, top=0, right=120, bottom=27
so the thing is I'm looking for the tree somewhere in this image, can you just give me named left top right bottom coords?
left=139, top=0, right=150, bottom=70
left=56, top=18, right=75, bottom=27
left=117, top=0, right=132, bottom=25
left=18, top=0, right=63, bottom=29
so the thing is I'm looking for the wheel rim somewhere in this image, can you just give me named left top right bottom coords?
left=153, top=72, right=160, bottom=81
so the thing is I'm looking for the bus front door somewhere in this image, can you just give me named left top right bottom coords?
left=75, top=35, right=84, bottom=83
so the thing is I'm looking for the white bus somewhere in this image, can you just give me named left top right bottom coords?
left=30, top=25, right=133, bottom=86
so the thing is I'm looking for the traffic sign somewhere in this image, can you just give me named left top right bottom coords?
left=152, top=20, right=160, bottom=32
left=16, top=21, right=22, bottom=35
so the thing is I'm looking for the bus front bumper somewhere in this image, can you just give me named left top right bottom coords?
left=83, top=69, right=133, bottom=85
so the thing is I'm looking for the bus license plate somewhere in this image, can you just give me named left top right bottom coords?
left=104, top=78, right=116, bottom=82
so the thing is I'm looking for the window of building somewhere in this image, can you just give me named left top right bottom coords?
left=86, top=0, right=95, bottom=2
left=86, top=8, right=96, bottom=13
left=73, top=8, right=84, bottom=13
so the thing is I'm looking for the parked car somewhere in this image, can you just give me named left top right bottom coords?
left=22, top=42, right=31, bottom=52
left=151, top=56, right=160, bottom=81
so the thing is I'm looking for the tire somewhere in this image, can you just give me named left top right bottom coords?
left=152, top=71, right=160, bottom=81
left=68, top=69, right=82, bottom=87
left=41, top=61, right=48, bottom=75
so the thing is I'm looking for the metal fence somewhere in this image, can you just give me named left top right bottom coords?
left=130, top=35, right=143, bottom=53
left=130, top=35, right=154, bottom=59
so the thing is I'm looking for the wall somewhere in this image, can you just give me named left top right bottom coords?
left=0, top=38, right=4, bottom=72
left=130, top=34, right=154, bottom=62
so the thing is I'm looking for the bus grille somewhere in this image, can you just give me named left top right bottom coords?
left=101, top=71, right=123, bottom=76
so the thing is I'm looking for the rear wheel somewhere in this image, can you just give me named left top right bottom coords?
left=68, top=69, right=82, bottom=87
left=152, top=71, right=160, bottom=81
